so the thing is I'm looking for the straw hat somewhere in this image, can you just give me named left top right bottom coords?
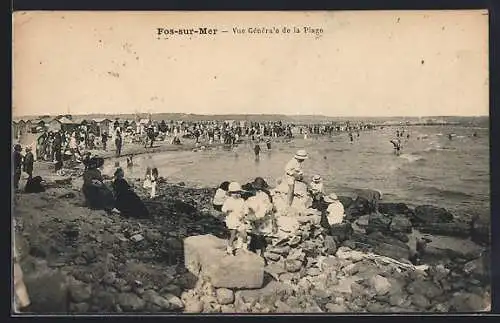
left=228, top=182, right=242, bottom=193
left=312, top=175, right=322, bottom=183
left=294, top=149, right=308, bottom=160
left=323, top=193, right=339, bottom=203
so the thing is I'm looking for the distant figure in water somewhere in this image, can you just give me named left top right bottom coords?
left=357, top=132, right=360, bottom=138
left=349, top=133, right=354, bottom=142
left=390, top=139, right=402, bottom=156
left=266, top=138, right=271, bottom=150
left=396, top=130, right=400, bottom=137
left=407, top=133, right=410, bottom=139
left=473, top=132, right=477, bottom=137
left=448, top=134, right=453, bottom=140
left=254, top=143, right=261, bottom=161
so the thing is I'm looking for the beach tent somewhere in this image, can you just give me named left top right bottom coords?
left=92, top=118, right=112, bottom=136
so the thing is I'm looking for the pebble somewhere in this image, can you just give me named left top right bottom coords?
left=410, top=294, right=431, bottom=309
left=161, top=284, right=182, bottom=298
left=216, top=288, right=235, bottom=305
left=69, top=302, right=90, bottom=313
left=184, top=299, right=203, bottom=313
left=69, top=283, right=92, bottom=303
left=284, top=259, right=302, bottom=273
left=325, top=303, right=348, bottom=313
left=142, top=290, right=170, bottom=309
left=117, top=292, right=146, bottom=312
left=164, top=293, right=184, bottom=310
left=369, top=275, right=392, bottom=296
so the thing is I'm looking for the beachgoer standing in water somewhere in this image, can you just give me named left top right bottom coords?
left=254, top=143, right=261, bottom=161
left=101, top=132, right=108, bottom=150
left=284, top=149, right=308, bottom=206
left=115, top=128, right=123, bottom=157
left=266, top=138, right=271, bottom=150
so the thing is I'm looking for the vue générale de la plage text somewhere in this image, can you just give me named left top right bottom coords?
left=156, top=26, right=324, bottom=39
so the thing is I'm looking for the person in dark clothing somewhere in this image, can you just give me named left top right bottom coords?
left=147, top=127, right=155, bottom=148
left=112, top=167, right=149, bottom=219
left=254, top=144, right=261, bottom=161
left=24, top=176, right=45, bottom=193
left=13, top=144, right=23, bottom=190
left=22, top=146, right=34, bottom=180
left=82, top=152, right=92, bottom=170
left=81, top=157, right=115, bottom=213
left=266, top=139, right=272, bottom=150
left=101, top=132, right=108, bottom=150
left=115, top=130, right=123, bottom=157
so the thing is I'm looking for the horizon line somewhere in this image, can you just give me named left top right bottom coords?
left=12, top=112, right=489, bottom=119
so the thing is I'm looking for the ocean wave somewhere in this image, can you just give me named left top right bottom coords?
left=399, top=153, right=425, bottom=163
left=416, top=185, right=474, bottom=199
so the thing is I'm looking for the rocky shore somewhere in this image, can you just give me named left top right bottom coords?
left=13, top=168, right=491, bottom=314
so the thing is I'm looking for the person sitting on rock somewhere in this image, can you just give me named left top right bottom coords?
left=82, top=157, right=117, bottom=214
left=24, top=176, right=46, bottom=194
left=324, top=193, right=345, bottom=225
left=309, top=175, right=324, bottom=201
left=221, top=182, right=249, bottom=255
left=322, top=193, right=353, bottom=244
left=112, top=167, right=149, bottom=219
left=213, top=181, right=230, bottom=212
left=245, top=177, right=276, bottom=259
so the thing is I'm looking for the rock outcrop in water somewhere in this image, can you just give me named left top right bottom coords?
left=13, top=175, right=490, bottom=313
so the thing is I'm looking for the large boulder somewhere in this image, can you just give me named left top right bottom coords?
left=367, top=213, right=392, bottom=233
left=417, top=222, right=471, bottom=238
left=412, top=205, right=454, bottom=224
left=471, top=218, right=490, bottom=245
left=337, top=196, right=353, bottom=209
left=449, top=292, right=490, bottom=312
left=22, top=267, right=69, bottom=313
left=389, top=215, right=413, bottom=233
left=184, top=235, right=265, bottom=289
left=379, top=203, right=411, bottom=216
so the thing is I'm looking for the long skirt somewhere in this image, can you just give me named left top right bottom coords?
left=115, top=190, right=149, bottom=219
left=82, top=184, right=115, bottom=211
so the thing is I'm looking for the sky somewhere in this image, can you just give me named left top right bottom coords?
left=12, top=10, right=489, bottom=117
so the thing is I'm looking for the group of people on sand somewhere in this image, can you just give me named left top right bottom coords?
left=212, top=149, right=350, bottom=259
left=81, top=156, right=151, bottom=219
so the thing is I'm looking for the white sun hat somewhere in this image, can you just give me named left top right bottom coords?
left=228, top=182, right=242, bottom=193
left=294, top=149, right=308, bottom=160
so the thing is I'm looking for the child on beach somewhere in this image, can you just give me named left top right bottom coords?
left=221, top=182, right=250, bottom=255
left=213, top=181, right=230, bottom=211
left=309, top=175, right=324, bottom=201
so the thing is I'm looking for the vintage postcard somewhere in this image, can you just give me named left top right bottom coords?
left=12, top=10, right=490, bottom=314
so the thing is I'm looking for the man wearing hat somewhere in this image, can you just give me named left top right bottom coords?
left=284, top=149, right=308, bottom=206
left=23, top=146, right=34, bottom=180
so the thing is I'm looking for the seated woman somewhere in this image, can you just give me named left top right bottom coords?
left=24, top=176, right=46, bottom=194
left=213, top=181, right=230, bottom=211
left=81, top=157, right=116, bottom=213
left=112, top=167, right=150, bottom=219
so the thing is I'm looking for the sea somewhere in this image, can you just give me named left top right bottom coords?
left=104, top=125, right=490, bottom=222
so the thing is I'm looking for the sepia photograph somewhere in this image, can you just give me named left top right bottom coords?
left=12, top=10, right=491, bottom=314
